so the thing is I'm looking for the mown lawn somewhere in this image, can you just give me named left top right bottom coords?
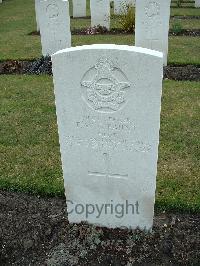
left=72, top=35, right=200, bottom=65
left=170, top=18, right=200, bottom=30
left=71, top=16, right=200, bottom=30
left=1, top=31, right=200, bottom=65
left=0, top=75, right=199, bottom=212
left=0, top=0, right=200, bottom=64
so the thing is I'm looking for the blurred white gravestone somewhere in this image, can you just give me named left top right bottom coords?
left=35, top=0, right=40, bottom=32
left=37, top=0, right=71, bottom=56
left=195, top=0, right=200, bottom=7
left=51, top=44, right=163, bottom=230
left=135, top=0, right=171, bottom=66
left=114, top=0, right=135, bottom=14
left=129, top=0, right=135, bottom=7
left=90, top=0, right=110, bottom=30
left=114, top=0, right=127, bottom=14
left=73, top=0, right=86, bottom=17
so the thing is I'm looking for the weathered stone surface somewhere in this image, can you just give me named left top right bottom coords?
left=90, top=0, right=110, bottom=30
left=37, top=0, right=71, bottom=56
left=114, top=0, right=135, bottom=14
left=35, top=0, right=40, bottom=32
left=135, top=0, right=171, bottom=66
left=195, top=0, right=200, bottom=8
left=52, top=44, right=163, bottom=230
left=73, top=0, right=86, bottom=17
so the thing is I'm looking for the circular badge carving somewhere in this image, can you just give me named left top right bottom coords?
left=145, top=1, right=160, bottom=18
left=81, top=58, right=131, bottom=113
left=46, top=4, right=59, bottom=19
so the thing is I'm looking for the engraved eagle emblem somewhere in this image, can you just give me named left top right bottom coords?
left=81, top=58, right=130, bottom=112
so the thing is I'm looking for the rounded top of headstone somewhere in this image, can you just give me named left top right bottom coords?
left=51, top=44, right=163, bottom=59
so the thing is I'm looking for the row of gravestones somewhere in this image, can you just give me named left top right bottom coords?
left=72, top=0, right=200, bottom=17
left=73, top=0, right=136, bottom=18
left=1, top=0, right=200, bottom=5
left=34, top=0, right=194, bottom=230
left=35, top=1, right=135, bottom=32
left=35, top=0, right=172, bottom=66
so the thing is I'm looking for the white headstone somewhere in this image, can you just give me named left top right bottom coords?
left=135, top=0, right=171, bottom=66
left=73, top=0, right=86, bottom=17
left=37, top=0, right=71, bottom=56
left=114, top=0, right=135, bottom=15
left=195, top=0, right=200, bottom=7
left=130, top=0, right=136, bottom=7
left=90, top=0, right=110, bottom=30
left=35, top=0, right=40, bottom=32
left=114, top=0, right=126, bottom=14
left=51, top=44, right=163, bottom=230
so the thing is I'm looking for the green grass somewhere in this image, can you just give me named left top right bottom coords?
left=171, top=7, right=200, bottom=16
left=0, top=75, right=199, bottom=211
left=168, top=36, right=200, bottom=65
left=0, top=31, right=200, bottom=65
left=0, top=0, right=200, bottom=64
left=170, top=18, right=200, bottom=30
left=0, top=0, right=40, bottom=60
left=0, top=75, right=63, bottom=195
left=72, top=35, right=200, bottom=65
left=71, top=16, right=200, bottom=31
left=157, top=80, right=200, bottom=212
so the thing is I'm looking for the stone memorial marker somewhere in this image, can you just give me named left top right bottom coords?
left=130, top=0, right=136, bottom=7
left=37, top=0, right=71, bottom=56
left=90, top=0, right=110, bottom=30
left=73, top=0, right=86, bottom=17
left=114, top=0, right=127, bottom=14
left=51, top=44, right=163, bottom=230
left=35, top=0, right=40, bottom=32
left=114, top=0, right=135, bottom=15
left=195, top=0, right=200, bottom=7
left=135, top=0, right=171, bottom=66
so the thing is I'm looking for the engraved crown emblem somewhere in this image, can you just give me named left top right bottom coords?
left=81, top=58, right=130, bottom=112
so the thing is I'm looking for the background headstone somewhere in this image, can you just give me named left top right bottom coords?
left=195, top=0, right=200, bottom=8
left=37, top=0, right=71, bottom=56
left=52, top=44, right=163, bottom=230
left=114, top=0, right=135, bottom=15
left=35, top=0, right=40, bottom=32
left=90, top=0, right=110, bottom=30
left=73, top=0, right=86, bottom=17
left=130, top=0, right=136, bottom=7
left=135, top=0, right=171, bottom=66
left=114, top=0, right=127, bottom=14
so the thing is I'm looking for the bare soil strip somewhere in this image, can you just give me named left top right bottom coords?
left=0, top=190, right=199, bottom=265
left=1, top=59, right=200, bottom=81
left=29, top=29, right=200, bottom=37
